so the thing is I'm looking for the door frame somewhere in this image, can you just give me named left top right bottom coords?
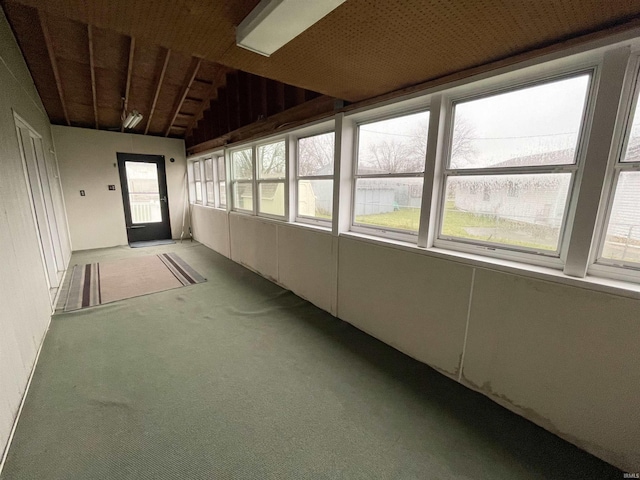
left=117, top=153, right=172, bottom=243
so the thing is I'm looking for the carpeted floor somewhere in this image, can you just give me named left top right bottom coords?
left=1, top=242, right=621, bottom=479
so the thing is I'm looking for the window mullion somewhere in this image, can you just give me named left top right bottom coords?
left=564, top=46, right=631, bottom=277
left=419, top=94, right=445, bottom=248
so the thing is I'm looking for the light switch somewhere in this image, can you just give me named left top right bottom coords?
left=108, top=185, right=116, bottom=191
left=80, top=190, right=85, bottom=196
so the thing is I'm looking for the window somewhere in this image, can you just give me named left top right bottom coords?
left=438, top=74, right=591, bottom=256
left=596, top=67, right=640, bottom=271
left=353, top=111, right=430, bottom=237
left=297, top=132, right=334, bottom=223
left=230, top=148, right=253, bottom=212
left=193, top=160, right=202, bottom=204
left=257, top=140, right=286, bottom=217
left=204, top=158, right=214, bottom=206
left=217, top=156, right=227, bottom=208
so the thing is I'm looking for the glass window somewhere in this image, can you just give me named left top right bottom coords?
left=204, top=158, right=214, bottom=206
left=193, top=160, right=202, bottom=204
left=297, top=132, right=334, bottom=222
left=257, top=141, right=286, bottom=217
left=598, top=71, right=640, bottom=269
left=217, top=157, right=227, bottom=207
left=439, top=74, right=590, bottom=254
left=354, top=111, right=430, bottom=235
left=230, top=148, right=253, bottom=212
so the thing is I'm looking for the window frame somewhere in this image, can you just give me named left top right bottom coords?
left=204, top=157, right=215, bottom=207
left=295, top=130, right=335, bottom=227
left=255, top=137, right=288, bottom=220
left=229, top=146, right=255, bottom=214
left=350, top=107, right=431, bottom=243
left=590, top=56, right=640, bottom=282
left=192, top=160, right=203, bottom=205
left=432, top=69, right=596, bottom=269
left=216, top=156, right=227, bottom=209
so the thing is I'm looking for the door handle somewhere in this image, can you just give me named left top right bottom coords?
left=161, top=196, right=167, bottom=202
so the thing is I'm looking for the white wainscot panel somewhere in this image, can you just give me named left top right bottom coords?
left=191, top=206, right=230, bottom=258
left=229, top=214, right=278, bottom=282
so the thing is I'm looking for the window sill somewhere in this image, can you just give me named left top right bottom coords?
left=340, top=231, right=640, bottom=300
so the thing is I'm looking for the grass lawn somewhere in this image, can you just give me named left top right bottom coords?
left=356, top=205, right=558, bottom=251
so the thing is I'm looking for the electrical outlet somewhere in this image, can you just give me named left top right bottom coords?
left=80, top=190, right=85, bottom=196
left=108, top=185, right=116, bottom=191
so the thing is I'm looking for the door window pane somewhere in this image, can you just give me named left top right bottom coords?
left=258, top=182, right=285, bottom=216
left=298, top=179, right=333, bottom=220
left=441, top=173, right=572, bottom=251
left=354, top=177, right=423, bottom=232
left=357, top=111, right=429, bottom=174
left=126, top=161, right=162, bottom=223
left=601, top=171, right=640, bottom=264
left=450, top=75, right=589, bottom=169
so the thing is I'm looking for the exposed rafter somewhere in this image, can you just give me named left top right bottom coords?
left=145, top=48, right=171, bottom=135
left=164, top=57, right=202, bottom=137
left=121, top=37, right=136, bottom=132
left=87, top=24, right=98, bottom=129
left=39, top=10, right=69, bottom=126
left=184, top=65, right=229, bottom=138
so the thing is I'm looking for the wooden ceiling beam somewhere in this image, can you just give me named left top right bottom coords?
left=164, top=57, right=202, bottom=137
left=121, top=37, right=136, bottom=132
left=145, top=48, right=171, bottom=135
left=39, top=10, right=69, bottom=126
left=87, top=25, right=98, bottom=129
left=184, top=65, right=229, bottom=138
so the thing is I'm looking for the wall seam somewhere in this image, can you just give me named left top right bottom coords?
left=458, top=267, right=475, bottom=382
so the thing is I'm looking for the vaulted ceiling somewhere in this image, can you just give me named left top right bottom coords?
left=3, top=0, right=640, bottom=149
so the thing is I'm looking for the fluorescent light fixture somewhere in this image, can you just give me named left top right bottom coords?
left=236, top=0, right=346, bottom=57
left=123, top=110, right=143, bottom=129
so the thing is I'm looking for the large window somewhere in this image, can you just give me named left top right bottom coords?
left=297, top=132, right=334, bottom=223
left=353, top=111, right=430, bottom=237
left=204, top=158, right=214, bottom=206
left=257, top=140, right=286, bottom=217
left=438, top=74, right=591, bottom=256
left=596, top=67, right=640, bottom=272
left=231, top=148, right=253, bottom=212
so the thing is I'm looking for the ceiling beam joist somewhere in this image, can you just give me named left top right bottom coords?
left=165, top=57, right=202, bottom=137
left=87, top=25, right=98, bottom=129
left=145, top=48, right=171, bottom=135
left=121, top=37, right=136, bottom=132
left=185, top=65, right=228, bottom=138
left=39, top=11, right=69, bottom=126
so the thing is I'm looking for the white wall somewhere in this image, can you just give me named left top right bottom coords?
left=192, top=210, right=640, bottom=471
left=53, top=126, right=188, bottom=251
left=0, top=8, right=72, bottom=461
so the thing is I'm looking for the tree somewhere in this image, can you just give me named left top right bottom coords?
left=359, top=120, right=428, bottom=174
left=298, top=133, right=335, bottom=176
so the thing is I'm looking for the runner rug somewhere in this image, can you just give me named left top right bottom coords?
left=63, top=253, right=206, bottom=312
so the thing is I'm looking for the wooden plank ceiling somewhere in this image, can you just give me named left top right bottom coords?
left=4, top=0, right=640, bottom=150
left=2, top=1, right=325, bottom=143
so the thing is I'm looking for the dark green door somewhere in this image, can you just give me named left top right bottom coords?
left=117, top=153, right=171, bottom=243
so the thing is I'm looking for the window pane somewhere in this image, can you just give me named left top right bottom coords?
left=298, top=132, right=334, bottom=176
left=232, top=149, right=253, bottom=180
left=206, top=182, right=214, bottom=204
left=622, top=90, right=640, bottom=162
left=354, top=177, right=423, bottom=232
left=298, top=179, right=333, bottom=220
left=258, top=141, right=286, bottom=179
left=126, top=161, right=162, bottom=223
left=258, top=182, right=285, bottom=216
left=193, top=161, right=201, bottom=181
left=601, top=171, right=640, bottom=264
left=450, top=75, right=589, bottom=169
left=233, top=182, right=253, bottom=210
left=441, top=173, right=572, bottom=251
left=195, top=181, right=202, bottom=203
left=219, top=181, right=226, bottom=206
left=217, top=157, right=226, bottom=180
left=204, top=158, right=214, bottom=181
left=357, top=111, right=429, bottom=174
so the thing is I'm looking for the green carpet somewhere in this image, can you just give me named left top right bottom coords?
left=1, top=242, right=621, bottom=479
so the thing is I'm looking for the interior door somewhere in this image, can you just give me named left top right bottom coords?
left=117, top=153, right=171, bottom=243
